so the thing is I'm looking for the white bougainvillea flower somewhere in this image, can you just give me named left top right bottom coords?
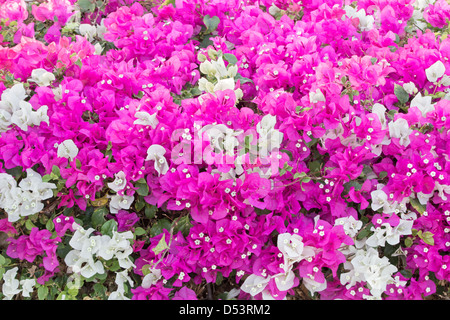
left=425, top=60, right=445, bottom=83
left=198, top=78, right=215, bottom=93
left=309, top=88, right=326, bottom=104
left=20, top=279, right=36, bottom=298
left=334, top=216, right=363, bottom=238
left=440, top=74, right=450, bottom=86
left=18, top=190, right=44, bottom=218
left=199, top=60, right=216, bottom=77
left=109, top=270, right=134, bottom=300
left=344, top=6, right=374, bottom=31
left=414, top=0, right=436, bottom=10
left=389, top=219, right=414, bottom=244
left=146, top=144, right=169, bottom=175
left=109, top=194, right=134, bottom=214
left=80, top=258, right=105, bottom=279
left=57, top=139, right=79, bottom=161
left=277, top=233, right=315, bottom=264
left=272, top=270, right=296, bottom=291
left=18, top=168, right=43, bottom=191
left=371, top=103, right=387, bottom=129
left=256, top=114, right=284, bottom=156
left=133, top=111, right=158, bottom=129
left=402, top=81, right=418, bottom=95
left=2, top=267, right=21, bottom=300
left=0, top=108, right=12, bottom=131
left=141, top=268, right=162, bottom=288
left=30, top=105, right=49, bottom=127
left=302, top=277, right=327, bottom=295
left=29, top=68, right=56, bottom=87
left=410, top=92, right=435, bottom=117
left=10, top=100, right=33, bottom=131
left=79, top=24, right=97, bottom=42
left=1, top=83, right=27, bottom=112
left=388, top=118, right=412, bottom=147
left=227, top=64, right=238, bottom=78
left=94, top=43, right=103, bottom=55
left=107, top=171, right=127, bottom=192
left=213, top=78, right=235, bottom=92
left=211, top=56, right=229, bottom=79
left=350, top=247, right=398, bottom=298
left=240, top=274, right=270, bottom=296
left=257, top=114, right=277, bottom=136
left=18, top=168, right=56, bottom=202
left=370, top=189, right=389, bottom=212
left=69, top=225, right=96, bottom=251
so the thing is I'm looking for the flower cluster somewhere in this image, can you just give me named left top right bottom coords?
left=0, top=169, right=56, bottom=222
left=0, top=0, right=450, bottom=301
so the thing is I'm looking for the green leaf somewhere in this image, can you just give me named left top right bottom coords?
left=215, top=271, right=223, bottom=286
left=203, top=15, right=220, bottom=33
left=379, top=171, right=388, bottom=179
left=106, top=259, right=121, bottom=272
left=101, top=219, right=117, bottom=237
left=135, top=177, right=146, bottom=184
left=235, top=72, right=253, bottom=84
left=5, top=166, right=23, bottom=180
left=388, top=45, right=398, bottom=52
left=135, top=197, right=146, bottom=212
left=308, top=160, right=321, bottom=174
left=158, top=0, right=175, bottom=8
left=37, top=286, right=48, bottom=300
left=223, top=53, right=238, bottom=65
left=301, top=177, right=312, bottom=184
left=91, top=207, right=107, bottom=227
left=142, top=264, right=153, bottom=276
left=93, top=283, right=107, bottom=299
left=149, top=218, right=171, bottom=237
left=356, top=223, right=373, bottom=240
left=25, top=219, right=37, bottom=231
left=172, top=215, right=192, bottom=237
left=74, top=59, right=82, bottom=68
left=394, top=84, right=409, bottom=104
left=56, top=291, right=77, bottom=300
left=296, top=105, right=313, bottom=114
left=152, top=233, right=169, bottom=255
left=421, top=231, right=435, bottom=246
left=42, top=174, right=53, bottom=182
left=404, top=237, right=414, bottom=247
left=135, top=181, right=149, bottom=197
left=410, top=197, right=425, bottom=215
left=200, top=34, right=214, bottom=48
left=67, top=287, right=78, bottom=297
left=145, top=205, right=157, bottom=219
left=400, top=269, right=413, bottom=279
left=293, top=172, right=307, bottom=180
left=0, top=255, right=5, bottom=266
left=77, top=0, right=95, bottom=12
left=190, top=87, right=202, bottom=96
left=46, top=219, right=55, bottom=232
left=134, top=227, right=146, bottom=236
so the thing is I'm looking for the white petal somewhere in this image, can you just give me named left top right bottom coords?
left=425, top=60, right=445, bottom=83
left=146, top=144, right=166, bottom=161
left=57, top=139, right=79, bottom=161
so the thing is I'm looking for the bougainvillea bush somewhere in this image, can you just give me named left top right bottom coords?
left=0, top=0, right=450, bottom=301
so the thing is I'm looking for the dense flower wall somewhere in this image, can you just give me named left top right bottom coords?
left=0, top=0, right=449, bottom=300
